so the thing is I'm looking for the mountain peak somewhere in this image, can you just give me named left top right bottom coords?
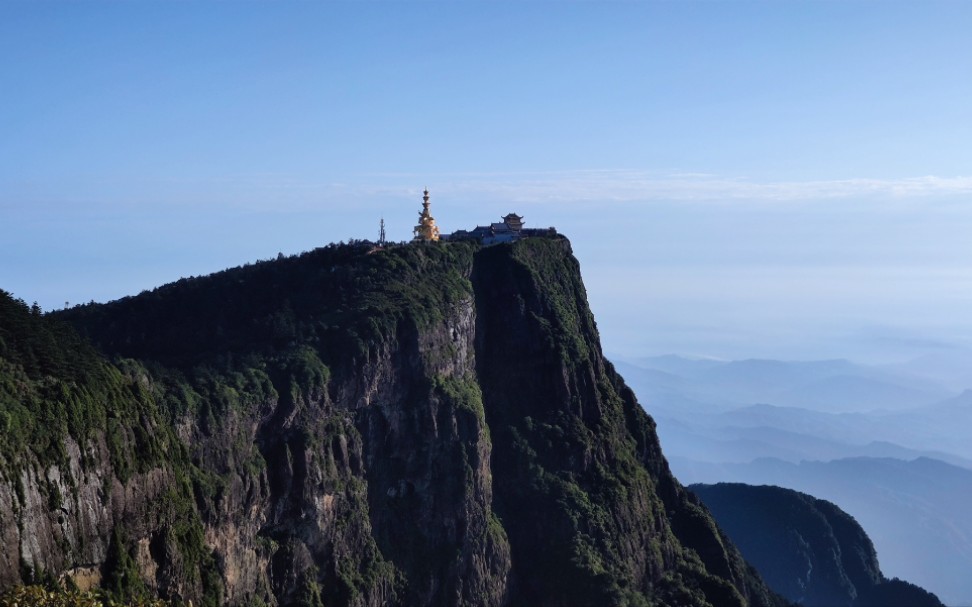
left=3, top=238, right=785, bottom=606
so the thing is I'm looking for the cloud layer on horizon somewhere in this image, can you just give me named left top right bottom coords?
left=6, top=171, right=972, bottom=211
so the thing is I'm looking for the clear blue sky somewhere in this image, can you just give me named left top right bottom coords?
left=3, top=1, right=972, bottom=362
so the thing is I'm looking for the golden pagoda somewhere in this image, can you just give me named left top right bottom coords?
left=412, top=188, right=441, bottom=242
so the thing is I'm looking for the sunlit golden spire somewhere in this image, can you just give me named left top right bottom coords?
left=413, top=188, right=440, bottom=242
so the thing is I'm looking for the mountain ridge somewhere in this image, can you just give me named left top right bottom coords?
left=689, top=483, right=944, bottom=607
left=678, top=455, right=972, bottom=606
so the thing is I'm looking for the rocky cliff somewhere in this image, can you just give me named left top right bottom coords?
left=1, top=237, right=785, bottom=606
left=690, top=483, right=944, bottom=607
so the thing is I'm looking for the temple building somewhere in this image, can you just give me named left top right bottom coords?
left=501, top=213, right=524, bottom=232
left=477, top=213, right=524, bottom=244
left=448, top=212, right=556, bottom=244
left=412, top=189, right=440, bottom=242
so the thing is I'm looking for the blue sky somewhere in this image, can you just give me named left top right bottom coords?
left=2, top=1, right=972, bottom=362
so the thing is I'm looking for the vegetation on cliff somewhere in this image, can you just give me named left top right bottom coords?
left=0, top=290, right=164, bottom=478
left=0, top=290, right=221, bottom=605
left=0, top=585, right=166, bottom=607
left=2, top=237, right=786, bottom=606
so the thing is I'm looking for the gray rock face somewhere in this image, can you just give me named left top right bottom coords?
left=0, top=239, right=783, bottom=606
left=0, top=434, right=172, bottom=589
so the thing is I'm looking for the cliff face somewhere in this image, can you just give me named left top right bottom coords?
left=0, top=291, right=216, bottom=602
left=690, top=483, right=944, bottom=607
left=1, top=238, right=784, bottom=606
left=470, top=242, right=778, bottom=606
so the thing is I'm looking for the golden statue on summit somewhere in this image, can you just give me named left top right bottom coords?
left=413, top=188, right=440, bottom=242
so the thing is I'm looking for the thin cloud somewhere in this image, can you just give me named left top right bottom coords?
left=421, top=171, right=972, bottom=204
left=6, top=171, right=972, bottom=211
left=311, top=170, right=972, bottom=206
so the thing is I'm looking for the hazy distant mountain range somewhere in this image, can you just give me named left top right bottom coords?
left=616, top=355, right=972, bottom=464
left=614, top=354, right=972, bottom=606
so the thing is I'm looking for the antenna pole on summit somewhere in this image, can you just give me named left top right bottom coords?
left=379, top=217, right=387, bottom=246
